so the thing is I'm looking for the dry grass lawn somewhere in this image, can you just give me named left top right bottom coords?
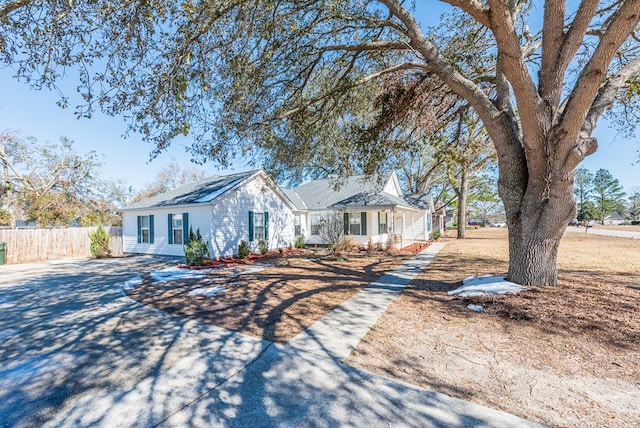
left=125, top=250, right=413, bottom=343
left=346, top=228, right=640, bottom=428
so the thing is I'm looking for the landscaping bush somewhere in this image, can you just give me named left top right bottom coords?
left=335, top=236, right=361, bottom=253
left=89, top=225, right=111, bottom=258
left=294, top=234, right=305, bottom=249
left=238, top=239, right=250, bottom=259
left=184, top=227, right=210, bottom=265
left=258, top=239, right=268, bottom=255
left=431, top=231, right=441, bottom=240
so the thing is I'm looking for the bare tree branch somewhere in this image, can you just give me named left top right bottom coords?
left=559, top=1, right=640, bottom=143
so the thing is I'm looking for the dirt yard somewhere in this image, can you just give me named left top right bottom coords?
left=346, top=228, right=640, bottom=428
left=125, top=250, right=414, bottom=343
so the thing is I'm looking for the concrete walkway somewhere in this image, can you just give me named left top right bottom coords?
left=160, top=242, right=542, bottom=427
left=288, top=243, right=446, bottom=361
left=0, top=247, right=544, bottom=427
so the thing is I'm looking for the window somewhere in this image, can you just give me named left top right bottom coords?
left=254, top=212, right=265, bottom=241
left=137, top=215, right=154, bottom=244
left=344, top=212, right=367, bottom=236
left=141, top=216, right=151, bottom=243
left=378, top=212, right=388, bottom=235
left=348, top=212, right=362, bottom=235
left=294, top=214, right=302, bottom=236
left=249, top=211, right=269, bottom=241
left=168, top=213, right=189, bottom=245
left=172, top=214, right=183, bottom=244
left=310, top=214, right=321, bottom=235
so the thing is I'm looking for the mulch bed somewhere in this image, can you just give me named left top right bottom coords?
left=177, top=248, right=304, bottom=269
left=125, top=249, right=415, bottom=343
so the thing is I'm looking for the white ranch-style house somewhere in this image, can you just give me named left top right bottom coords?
left=120, top=170, right=439, bottom=259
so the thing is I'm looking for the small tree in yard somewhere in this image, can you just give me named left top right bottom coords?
left=89, top=225, right=111, bottom=258
left=184, top=227, right=210, bottom=266
left=318, top=211, right=345, bottom=252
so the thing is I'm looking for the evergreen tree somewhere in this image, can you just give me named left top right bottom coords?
left=592, top=169, right=626, bottom=224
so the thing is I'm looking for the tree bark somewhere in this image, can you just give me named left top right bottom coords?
left=500, top=147, right=576, bottom=286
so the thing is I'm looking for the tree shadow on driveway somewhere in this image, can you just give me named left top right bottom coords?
left=0, top=255, right=540, bottom=427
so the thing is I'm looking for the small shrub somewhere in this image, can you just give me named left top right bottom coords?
left=366, top=238, right=374, bottom=254
left=385, top=236, right=394, bottom=252
left=89, top=225, right=111, bottom=258
left=258, top=239, right=268, bottom=255
left=238, top=239, right=250, bottom=259
left=184, top=227, right=210, bottom=265
left=335, top=236, right=360, bottom=253
left=431, top=231, right=441, bottom=240
left=278, top=247, right=284, bottom=254
left=294, top=234, right=305, bottom=249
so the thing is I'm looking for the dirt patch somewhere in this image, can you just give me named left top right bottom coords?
left=125, top=250, right=414, bottom=343
left=347, top=228, right=640, bottom=428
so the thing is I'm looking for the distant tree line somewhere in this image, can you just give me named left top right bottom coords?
left=573, top=167, right=639, bottom=224
left=1, top=129, right=211, bottom=228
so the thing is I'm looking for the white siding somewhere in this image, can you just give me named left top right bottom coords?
left=305, top=210, right=390, bottom=247
left=210, top=176, right=294, bottom=258
left=122, top=206, right=212, bottom=257
left=383, top=172, right=403, bottom=197
left=304, top=209, right=342, bottom=245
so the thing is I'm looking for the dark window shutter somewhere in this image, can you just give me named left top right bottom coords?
left=168, top=214, right=174, bottom=244
left=149, top=215, right=155, bottom=243
left=264, top=212, right=269, bottom=240
left=183, top=213, right=189, bottom=245
left=361, top=212, right=367, bottom=235
left=378, top=212, right=381, bottom=234
left=344, top=212, right=349, bottom=235
left=249, top=211, right=254, bottom=241
left=137, top=216, right=142, bottom=243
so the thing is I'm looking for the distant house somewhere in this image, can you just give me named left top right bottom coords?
left=120, top=170, right=435, bottom=258
left=604, top=213, right=625, bottom=225
left=283, top=171, right=435, bottom=249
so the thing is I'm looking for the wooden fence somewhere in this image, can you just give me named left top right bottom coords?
left=0, top=226, right=123, bottom=264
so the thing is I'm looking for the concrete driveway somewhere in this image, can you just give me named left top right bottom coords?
left=0, top=256, right=542, bottom=428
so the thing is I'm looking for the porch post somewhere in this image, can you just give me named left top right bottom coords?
left=402, top=211, right=406, bottom=249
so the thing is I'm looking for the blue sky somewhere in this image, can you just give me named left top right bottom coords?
left=0, top=4, right=638, bottom=194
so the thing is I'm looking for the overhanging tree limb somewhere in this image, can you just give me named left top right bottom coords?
left=559, top=1, right=640, bottom=143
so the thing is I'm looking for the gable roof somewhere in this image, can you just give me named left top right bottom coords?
left=281, top=188, right=308, bottom=211
left=121, top=170, right=259, bottom=211
left=289, top=172, right=418, bottom=211
left=604, top=212, right=624, bottom=220
left=404, top=193, right=435, bottom=211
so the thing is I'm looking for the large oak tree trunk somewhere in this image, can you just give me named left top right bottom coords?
left=499, top=141, right=577, bottom=286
